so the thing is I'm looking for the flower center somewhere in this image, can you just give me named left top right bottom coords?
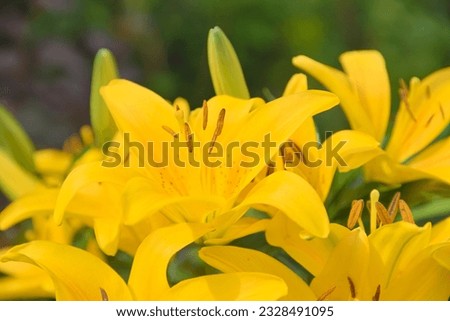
left=347, top=189, right=415, bottom=233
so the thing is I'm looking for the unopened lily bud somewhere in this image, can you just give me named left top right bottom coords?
left=90, top=48, right=119, bottom=146
left=207, top=26, right=250, bottom=99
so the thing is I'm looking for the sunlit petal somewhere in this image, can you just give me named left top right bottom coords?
left=128, top=223, right=212, bottom=300
left=199, top=245, right=316, bottom=300
left=0, top=241, right=132, bottom=300
left=162, top=272, right=287, bottom=300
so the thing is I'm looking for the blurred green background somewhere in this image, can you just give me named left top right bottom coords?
left=0, top=0, right=448, bottom=148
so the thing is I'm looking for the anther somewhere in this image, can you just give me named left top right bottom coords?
left=347, top=277, right=357, bottom=299
left=266, top=161, right=276, bottom=176
left=372, top=285, right=381, bottom=301
left=202, top=100, right=208, bottom=130
left=100, top=288, right=109, bottom=301
left=162, top=125, right=179, bottom=138
left=317, top=286, right=336, bottom=301
left=399, top=79, right=417, bottom=122
left=347, top=199, right=363, bottom=229
left=426, top=86, right=431, bottom=99
left=375, top=202, right=391, bottom=225
left=184, top=122, right=194, bottom=153
left=387, top=192, right=400, bottom=219
left=399, top=199, right=415, bottom=224
left=208, top=108, right=226, bottom=154
left=439, top=103, right=445, bottom=119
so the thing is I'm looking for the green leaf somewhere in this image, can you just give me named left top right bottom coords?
left=90, top=48, right=119, bottom=147
left=0, top=105, right=36, bottom=173
left=208, top=26, right=250, bottom=99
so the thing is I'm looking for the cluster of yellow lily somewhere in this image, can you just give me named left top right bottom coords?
left=0, top=27, right=449, bottom=301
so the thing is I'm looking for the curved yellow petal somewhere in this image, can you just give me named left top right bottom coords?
left=0, top=274, right=54, bottom=300
left=128, top=223, right=212, bottom=300
left=54, top=161, right=133, bottom=224
left=368, top=222, right=430, bottom=287
left=283, top=73, right=308, bottom=95
left=238, top=171, right=329, bottom=238
left=0, top=189, right=59, bottom=230
left=339, top=51, right=390, bottom=140
left=406, top=137, right=450, bottom=184
left=387, top=67, right=450, bottom=161
left=93, top=218, right=121, bottom=256
left=266, top=216, right=350, bottom=276
left=199, top=245, right=316, bottom=300
left=310, top=229, right=383, bottom=300
left=430, top=216, right=450, bottom=244
left=123, top=176, right=224, bottom=225
left=293, top=55, right=375, bottom=139
left=229, top=90, right=339, bottom=195
left=0, top=149, right=41, bottom=200
left=100, top=79, right=178, bottom=161
left=364, top=152, right=433, bottom=185
left=317, top=130, right=382, bottom=200
left=205, top=217, right=268, bottom=245
left=382, top=244, right=450, bottom=300
left=162, top=272, right=287, bottom=301
left=0, top=241, right=132, bottom=300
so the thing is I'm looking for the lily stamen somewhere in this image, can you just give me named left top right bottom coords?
left=202, top=100, right=208, bottom=130
left=347, top=276, right=357, bottom=299
left=375, top=202, right=391, bottom=225
left=399, top=79, right=417, bottom=122
left=439, top=103, right=445, bottom=119
left=208, top=108, right=226, bottom=154
left=369, top=189, right=380, bottom=233
left=347, top=199, right=363, bottom=229
left=100, top=288, right=109, bottom=301
left=387, top=192, right=400, bottom=219
left=372, top=285, right=381, bottom=301
left=317, top=286, right=336, bottom=301
left=184, top=122, right=194, bottom=152
left=399, top=199, right=415, bottom=224
left=162, top=125, right=179, bottom=138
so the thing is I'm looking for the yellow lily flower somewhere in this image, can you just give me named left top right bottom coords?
left=266, top=190, right=450, bottom=300
left=293, top=51, right=450, bottom=185
left=0, top=223, right=288, bottom=300
left=0, top=116, right=109, bottom=299
left=54, top=79, right=339, bottom=248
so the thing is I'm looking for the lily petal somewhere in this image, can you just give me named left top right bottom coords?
left=293, top=55, right=375, bottom=139
left=266, top=216, right=350, bottom=276
left=310, top=229, right=383, bottom=300
left=236, top=171, right=329, bottom=238
left=128, top=223, right=212, bottom=300
left=382, top=244, right=450, bottom=300
left=317, top=130, right=382, bottom=200
left=368, top=222, right=431, bottom=287
left=386, top=67, right=450, bottom=161
left=199, top=245, right=316, bottom=300
left=54, top=161, right=134, bottom=224
left=163, top=272, right=287, bottom=300
left=0, top=149, right=41, bottom=200
left=339, top=51, right=390, bottom=140
left=0, top=241, right=132, bottom=300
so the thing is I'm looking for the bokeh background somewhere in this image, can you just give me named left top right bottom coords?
left=0, top=0, right=449, bottom=262
left=1, top=0, right=448, bottom=148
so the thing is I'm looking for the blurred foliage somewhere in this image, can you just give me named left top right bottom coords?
left=0, top=0, right=448, bottom=148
